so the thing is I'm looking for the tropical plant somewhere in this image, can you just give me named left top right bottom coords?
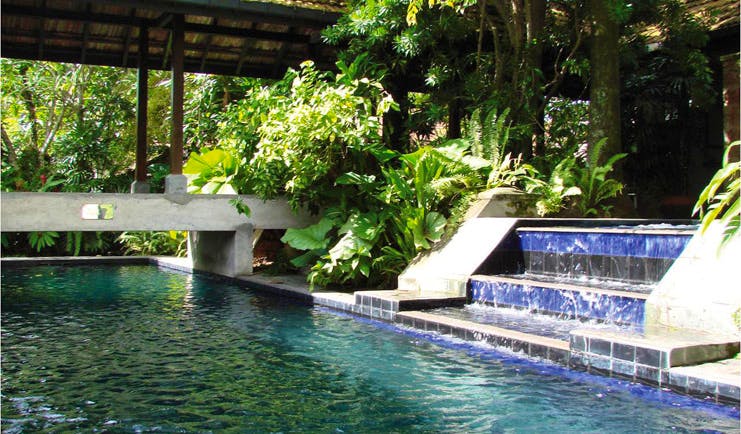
left=523, top=158, right=582, bottom=217
left=183, top=148, right=241, bottom=194
left=247, top=60, right=396, bottom=212
left=523, top=138, right=626, bottom=217
left=572, top=138, right=627, bottom=216
left=118, top=231, right=188, bottom=257
left=281, top=140, right=488, bottom=289
left=27, top=231, right=60, bottom=252
left=693, top=141, right=740, bottom=249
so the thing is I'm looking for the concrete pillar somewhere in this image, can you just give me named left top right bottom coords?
left=187, top=225, right=254, bottom=277
left=645, top=223, right=741, bottom=336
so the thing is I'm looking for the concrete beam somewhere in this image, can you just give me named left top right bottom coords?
left=0, top=192, right=316, bottom=232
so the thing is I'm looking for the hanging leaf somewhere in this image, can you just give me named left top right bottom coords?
left=281, top=218, right=335, bottom=251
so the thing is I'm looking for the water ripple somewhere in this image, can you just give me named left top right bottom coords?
left=2, top=265, right=738, bottom=433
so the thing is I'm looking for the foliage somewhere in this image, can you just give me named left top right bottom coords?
left=183, top=148, right=240, bottom=194
left=1, top=60, right=137, bottom=193
left=523, top=158, right=582, bottom=216
left=523, top=138, right=626, bottom=217
left=572, top=138, right=627, bottom=216
left=243, top=60, right=396, bottom=211
left=118, top=231, right=188, bottom=257
left=282, top=140, right=489, bottom=289
left=693, top=141, right=740, bottom=249
left=27, top=231, right=60, bottom=252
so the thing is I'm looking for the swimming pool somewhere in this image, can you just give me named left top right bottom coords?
left=1, top=264, right=738, bottom=432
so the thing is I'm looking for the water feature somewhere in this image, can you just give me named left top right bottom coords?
left=2, top=264, right=738, bottom=432
left=468, top=224, right=697, bottom=325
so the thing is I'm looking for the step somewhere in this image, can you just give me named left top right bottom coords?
left=570, top=327, right=740, bottom=402
left=470, top=275, right=648, bottom=326
left=312, top=289, right=465, bottom=322
left=427, top=304, right=637, bottom=341
left=515, top=226, right=694, bottom=284
left=395, top=310, right=571, bottom=364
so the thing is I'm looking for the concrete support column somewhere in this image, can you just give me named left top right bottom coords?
left=187, top=225, right=254, bottom=277
left=166, top=14, right=187, bottom=194
left=132, top=25, right=150, bottom=194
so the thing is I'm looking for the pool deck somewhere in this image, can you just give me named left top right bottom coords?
left=2, top=256, right=738, bottom=406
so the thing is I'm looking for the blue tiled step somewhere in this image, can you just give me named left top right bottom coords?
left=470, top=275, right=648, bottom=326
left=570, top=327, right=740, bottom=403
left=516, top=226, right=694, bottom=284
left=395, top=310, right=571, bottom=364
left=499, top=273, right=655, bottom=294
left=516, top=226, right=694, bottom=259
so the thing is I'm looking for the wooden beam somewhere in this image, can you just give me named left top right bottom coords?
left=121, top=8, right=137, bottom=67
left=136, top=26, right=149, bottom=183
left=184, top=22, right=310, bottom=44
left=3, top=4, right=146, bottom=27
left=4, top=5, right=314, bottom=44
left=36, top=0, right=46, bottom=59
left=170, top=14, right=185, bottom=176
left=199, top=18, right=216, bottom=71
left=80, top=4, right=92, bottom=64
left=271, top=27, right=294, bottom=77
left=235, top=23, right=256, bottom=75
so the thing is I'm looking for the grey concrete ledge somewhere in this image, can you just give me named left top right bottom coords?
left=0, top=192, right=316, bottom=232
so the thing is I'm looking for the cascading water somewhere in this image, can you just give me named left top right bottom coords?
left=434, top=223, right=696, bottom=335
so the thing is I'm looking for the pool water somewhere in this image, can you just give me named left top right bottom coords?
left=1, top=265, right=738, bottom=432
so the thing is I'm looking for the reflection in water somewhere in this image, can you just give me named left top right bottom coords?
left=1, top=265, right=737, bottom=433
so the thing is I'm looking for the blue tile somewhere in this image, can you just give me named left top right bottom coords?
left=612, top=359, right=636, bottom=378
left=518, top=232, right=533, bottom=251
left=636, top=347, right=661, bottom=367
left=636, top=365, right=660, bottom=384
left=589, top=355, right=612, bottom=372
left=570, top=334, right=587, bottom=352
left=613, top=343, right=636, bottom=361
left=589, top=338, right=612, bottom=356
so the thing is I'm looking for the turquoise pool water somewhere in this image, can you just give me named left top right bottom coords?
left=1, top=265, right=738, bottom=432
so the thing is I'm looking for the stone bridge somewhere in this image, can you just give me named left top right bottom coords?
left=0, top=192, right=316, bottom=277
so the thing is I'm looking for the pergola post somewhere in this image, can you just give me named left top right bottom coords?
left=165, top=13, right=188, bottom=194
left=131, top=24, right=150, bottom=193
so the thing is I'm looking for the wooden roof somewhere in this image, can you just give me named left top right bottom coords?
left=1, top=0, right=345, bottom=78
left=685, top=0, right=739, bottom=32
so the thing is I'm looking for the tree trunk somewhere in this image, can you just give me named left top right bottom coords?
left=588, top=0, right=622, bottom=176
left=1, top=124, right=19, bottom=168
left=383, top=80, right=410, bottom=152
left=447, top=98, right=462, bottom=139
left=19, top=66, right=39, bottom=149
left=526, top=0, right=546, bottom=157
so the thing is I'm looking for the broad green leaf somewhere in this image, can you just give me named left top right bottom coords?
left=289, top=250, right=321, bottom=268
left=424, top=211, right=447, bottom=242
left=281, top=218, right=334, bottom=251
left=338, top=212, right=380, bottom=240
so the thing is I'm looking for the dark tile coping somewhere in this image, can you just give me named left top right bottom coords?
left=1, top=256, right=151, bottom=267
left=569, top=328, right=740, bottom=404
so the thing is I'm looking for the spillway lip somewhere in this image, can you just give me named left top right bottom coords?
left=515, top=224, right=698, bottom=236
left=470, top=274, right=651, bottom=300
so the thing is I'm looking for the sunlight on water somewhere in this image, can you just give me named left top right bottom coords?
left=1, top=265, right=737, bottom=432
